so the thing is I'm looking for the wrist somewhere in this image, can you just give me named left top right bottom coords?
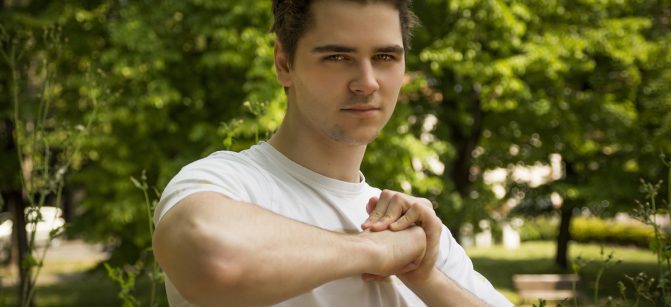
left=354, top=227, right=427, bottom=276
left=400, top=269, right=489, bottom=307
left=399, top=267, right=440, bottom=290
left=353, top=231, right=384, bottom=274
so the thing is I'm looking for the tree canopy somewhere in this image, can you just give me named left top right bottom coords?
left=1, top=0, right=669, bottom=267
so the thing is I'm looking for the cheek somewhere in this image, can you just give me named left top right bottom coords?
left=301, top=66, right=347, bottom=94
left=380, top=69, right=405, bottom=95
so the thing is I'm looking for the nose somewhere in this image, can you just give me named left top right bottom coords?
left=348, top=60, right=379, bottom=96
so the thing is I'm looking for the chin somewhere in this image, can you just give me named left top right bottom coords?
left=324, top=125, right=382, bottom=146
left=334, top=133, right=379, bottom=146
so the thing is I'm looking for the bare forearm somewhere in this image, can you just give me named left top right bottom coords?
left=401, top=269, right=491, bottom=307
left=153, top=192, right=418, bottom=307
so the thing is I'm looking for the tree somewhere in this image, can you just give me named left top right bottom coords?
left=2, top=0, right=669, bottom=280
left=57, top=0, right=283, bottom=264
left=0, top=0, right=279, bottom=269
left=410, top=0, right=671, bottom=267
left=0, top=9, right=95, bottom=304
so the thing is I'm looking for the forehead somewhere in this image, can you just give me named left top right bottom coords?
left=299, top=0, right=403, bottom=50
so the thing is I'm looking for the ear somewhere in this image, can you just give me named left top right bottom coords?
left=274, top=40, right=293, bottom=88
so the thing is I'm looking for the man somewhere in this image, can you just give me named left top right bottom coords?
left=152, top=0, right=513, bottom=306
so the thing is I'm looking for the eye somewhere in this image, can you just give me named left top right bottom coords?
left=374, top=54, right=396, bottom=62
left=323, top=54, right=348, bottom=62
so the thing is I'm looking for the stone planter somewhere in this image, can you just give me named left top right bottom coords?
left=513, top=274, right=579, bottom=302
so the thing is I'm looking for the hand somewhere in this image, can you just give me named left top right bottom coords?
left=358, top=226, right=426, bottom=277
left=361, top=190, right=442, bottom=283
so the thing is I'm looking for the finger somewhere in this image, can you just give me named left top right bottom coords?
left=361, top=197, right=379, bottom=230
left=364, top=190, right=394, bottom=227
left=389, top=205, right=421, bottom=231
left=399, top=246, right=424, bottom=273
left=371, top=196, right=406, bottom=231
left=361, top=273, right=377, bottom=281
left=361, top=273, right=388, bottom=282
left=418, top=214, right=443, bottom=271
left=423, top=213, right=442, bottom=244
left=420, top=198, right=435, bottom=209
left=399, top=262, right=420, bottom=274
left=366, top=196, right=378, bottom=214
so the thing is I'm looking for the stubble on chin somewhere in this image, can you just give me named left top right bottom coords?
left=325, top=124, right=382, bottom=146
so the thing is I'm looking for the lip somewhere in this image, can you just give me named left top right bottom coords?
left=341, top=106, right=381, bottom=117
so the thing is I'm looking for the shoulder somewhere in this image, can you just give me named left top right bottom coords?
left=187, top=149, right=256, bottom=171
left=155, top=147, right=275, bottom=224
left=184, top=147, right=274, bottom=182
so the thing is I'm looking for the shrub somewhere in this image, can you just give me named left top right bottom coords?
left=571, top=217, right=658, bottom=248
left=519, top=216, right=559, bottom=241
left=519, top=216, right=661, bottom=247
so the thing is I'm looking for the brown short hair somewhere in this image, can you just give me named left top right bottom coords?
left=271, top=0, right=419, bottom=63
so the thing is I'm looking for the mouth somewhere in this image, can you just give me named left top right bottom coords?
left=341, top=106, right=381, bottom=117
left=341, top=105, right=381, bottom=112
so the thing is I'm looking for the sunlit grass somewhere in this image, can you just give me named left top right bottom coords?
left=0, top=268, right=166, bottom=307
left=0, top=249, right=166, bottom=307
left=467, top=241, right=658, bottom=306
left=0, top=241, right=658, bottom=306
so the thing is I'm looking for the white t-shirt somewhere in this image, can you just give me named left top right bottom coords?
left=154, top=142, right=513, bottom=307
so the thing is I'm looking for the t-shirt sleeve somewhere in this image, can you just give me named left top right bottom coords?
left=435, top=225, right=513, bottom=307
left=153, top=151, right=270, bottom=225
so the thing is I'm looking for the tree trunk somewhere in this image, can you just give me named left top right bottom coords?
left=449, top=215, right=462, bottom=244
left=1, top=116, right=34, bottom=306
left=446, top=94, right=484, bottom=244
left=7, top=191, right=34, bottom=306
left=555, top=203, right=573, bottom=269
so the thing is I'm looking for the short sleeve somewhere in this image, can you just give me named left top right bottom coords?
left=435, top=225, right=513, bottom=307
left=153, top=151, right=271, bottom=225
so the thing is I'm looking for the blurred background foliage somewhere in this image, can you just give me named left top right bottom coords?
left=1, top=0, right=669, bottom=272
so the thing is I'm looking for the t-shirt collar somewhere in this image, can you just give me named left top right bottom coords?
left=255, top=141, right=367, bottom=195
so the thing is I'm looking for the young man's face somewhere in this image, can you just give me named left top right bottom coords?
left=276, top=0, right=406, bottom=146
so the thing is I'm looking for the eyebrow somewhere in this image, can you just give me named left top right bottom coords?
left=312, top=44, right=405, bottom=54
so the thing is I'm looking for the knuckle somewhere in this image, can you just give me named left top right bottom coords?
left=423, top=203, right=437, bottom=215
left=390, top=193, right=405, bottom=203
left=410, top=201, right=429, bottom=215
left=381, top=189, right=395, bottom=198
left=419, top=198, right=433, bottom=208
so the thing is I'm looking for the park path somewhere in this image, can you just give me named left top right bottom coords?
left=1, top=239, right=108, bottom=287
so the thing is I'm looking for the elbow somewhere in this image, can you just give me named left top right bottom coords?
left=177, top=258, right=246, bottom=307
left=153, top=220, right=248, bottom=306
left=152, top=195, right=262, bottom=306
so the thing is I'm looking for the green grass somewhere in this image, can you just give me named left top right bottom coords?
left=1, top=271, right=119, bottom=307
left=0, top=262, right=167, bottom=307
left=0, top=241, right=659, bottom=306
left=467, top=241, right=659, bottom=306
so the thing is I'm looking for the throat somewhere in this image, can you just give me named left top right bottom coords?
left=267, top=125, right=366, bottom=183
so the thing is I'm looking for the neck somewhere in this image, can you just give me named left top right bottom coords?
left=268, top=120, right=366, bottom=183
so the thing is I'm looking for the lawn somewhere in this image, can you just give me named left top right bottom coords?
left=0, top=241, right=659, bottom=306
left=467, top=241, right=659, bottom=306
left=0, top=257, right=167, bottom=307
